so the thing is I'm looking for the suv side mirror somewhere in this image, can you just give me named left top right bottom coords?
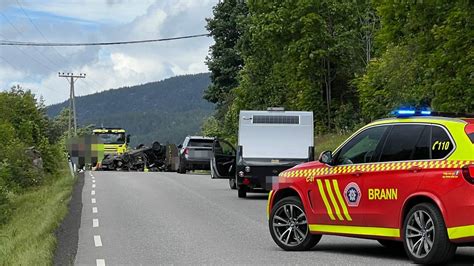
left=177, top=144, right=183, bottom=149
left=126, top=134, right=131, bottom=144
left=319, top=150, right=333, bottom=164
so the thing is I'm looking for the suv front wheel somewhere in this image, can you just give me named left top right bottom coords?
left=269, top=196, right=321, bottom=251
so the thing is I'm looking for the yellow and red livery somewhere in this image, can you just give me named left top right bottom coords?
left=267, top=114, right=474, bottom=264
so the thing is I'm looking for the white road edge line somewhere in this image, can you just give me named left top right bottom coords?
left=91, top=190, right=95, bottom=195
left=96, top=259, right=105, bottom=266
left=93, top=218, right=99, bottom=228
left=91, top=198, right=96, bottom=204
left=92, top=184, right=96, bottom=188
left=94, top=235, right=102, bottom=247
left=92, top=207, right=98, bottom=213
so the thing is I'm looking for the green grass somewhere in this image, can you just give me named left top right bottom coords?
left=0, top=168, right=75, bottom=265
left=315, top=133, right=353, bottom=156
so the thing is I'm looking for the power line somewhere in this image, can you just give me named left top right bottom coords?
left=15, top=0, right=67, bottom=63
left=1, top=12, right=103, bottom=93
left=0, top=33, right=210, bottom=46
left=0, top=13, right=62, bottom=69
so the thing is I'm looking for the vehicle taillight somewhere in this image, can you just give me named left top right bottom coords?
left=462, top=164, right=474, bottom=184
left=184, top=148, right=189, bottom=155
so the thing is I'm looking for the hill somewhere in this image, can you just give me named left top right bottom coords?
left=47, top=73, right=214, bottom=145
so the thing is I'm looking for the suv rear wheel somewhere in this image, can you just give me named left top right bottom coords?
left=403, top=203, right=456, bottom=264
left=269, top=196, right=321, bottom=251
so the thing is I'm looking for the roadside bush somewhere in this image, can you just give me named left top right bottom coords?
left=0, top=162, right=12, bottom=225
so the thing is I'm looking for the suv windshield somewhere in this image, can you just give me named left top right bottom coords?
left=95, top=133, right=125, bottom=144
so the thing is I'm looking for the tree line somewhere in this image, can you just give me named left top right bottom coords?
left=202, top=0, right=473, bottom=142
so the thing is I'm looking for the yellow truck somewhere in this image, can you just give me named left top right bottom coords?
left=92, top=128, right=130, bottom=156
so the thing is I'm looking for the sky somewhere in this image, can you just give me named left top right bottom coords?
left=0, top=0, right=216, bottom=104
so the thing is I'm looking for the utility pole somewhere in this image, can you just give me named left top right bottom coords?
left=58, top=72, right=85, bottom=137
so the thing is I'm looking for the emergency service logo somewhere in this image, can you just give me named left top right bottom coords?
left=344, top=182, right=361, bottom=207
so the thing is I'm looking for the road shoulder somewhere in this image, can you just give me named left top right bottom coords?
left=53, top=171, right=84, bottom=266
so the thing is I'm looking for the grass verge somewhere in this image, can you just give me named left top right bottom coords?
left=315, top=133, right=353, bottom=156
left=0, top=167, right=75, bottom=265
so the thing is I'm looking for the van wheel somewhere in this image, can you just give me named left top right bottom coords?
left=269, top=196, right=321, bottom=251
left=229, top=178, right=237, bottom=189
left=403, top=203, right=457, bottom=264
left=238, top=186, right=247, bottom=198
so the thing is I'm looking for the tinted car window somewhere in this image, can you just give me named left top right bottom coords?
left=188, top=139, right=214, bottom=147
left=431, top=126, right=453, bottom=159
left=379, top=125, right=426, bottom=162
left=412, top=126, right=430, bottom=160
left=335, top=126, right=388, bottom=165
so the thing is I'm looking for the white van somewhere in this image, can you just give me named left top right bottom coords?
left=211, top=108, right=314, bottom=198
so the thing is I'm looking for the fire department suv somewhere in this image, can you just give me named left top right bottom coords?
left=267, top=111, right=474, bottom=264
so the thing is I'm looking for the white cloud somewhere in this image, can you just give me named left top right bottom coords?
left=0, top=0, right=216, bottom=105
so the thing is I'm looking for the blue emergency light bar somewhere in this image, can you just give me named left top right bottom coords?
left=392, top=108, right=431, bottom=118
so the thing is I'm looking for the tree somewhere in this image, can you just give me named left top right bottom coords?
left=233, top=0, right=367, bottom=133
left=356, top=1, right=473, bottom=120
left=205, top=0, right=248, bottom=122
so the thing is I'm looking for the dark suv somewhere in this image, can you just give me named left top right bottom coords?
left=177, top=136, right=214, bottom=173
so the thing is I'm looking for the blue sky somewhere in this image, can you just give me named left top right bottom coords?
left=0, top=0, right=216, bottom=104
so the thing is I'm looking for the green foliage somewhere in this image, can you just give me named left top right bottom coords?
left=0, top=87, right=65, bottom=224
left=205, top=0, right=471, bottom=141
left=203, top=0, right=248, bottom=140
left=205, top=0, right=247, bottom=106
left=357, top=1, right=473, bottom=121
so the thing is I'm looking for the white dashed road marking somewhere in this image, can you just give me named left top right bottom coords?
left=93, top=219, right=99, bottom=228
left=94, top=235, right=103, bottom=247
left=92, top=207, right=98, bottom=213
left=92, top=184, right=96, bottom=188
left=96, top=259, right=105, bottom=266
left=91, top=190, right=95, bottom=195
left=92, top=180, right=96, bottom=183
left=91, top=198, right=96, bottom=204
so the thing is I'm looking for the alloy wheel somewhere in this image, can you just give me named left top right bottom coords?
left=405, top=210, right=435, bottom=258
left=272, top=203, right=309, bottom=247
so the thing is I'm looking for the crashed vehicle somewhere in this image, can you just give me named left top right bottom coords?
left=99, top=142, right=178, bottom=172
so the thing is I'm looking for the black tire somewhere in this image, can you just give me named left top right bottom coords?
left=269, top=196, right=321, bottom=251
left=377, top=239, right=404, bottom=250
left=229, top=178, right=237, bottom=189
left=238, top=186, right=247, bottom=198
left=403, top=203, right=457, bottom=264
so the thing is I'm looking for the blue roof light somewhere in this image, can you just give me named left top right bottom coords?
left=420, top=110, right=431, bottom=115
left=392, top=107, right=432, bottom=118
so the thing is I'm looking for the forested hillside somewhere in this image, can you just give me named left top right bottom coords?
left=203, top=0, right=473, bottom=142
left=47, top=73, right=213, bottom=145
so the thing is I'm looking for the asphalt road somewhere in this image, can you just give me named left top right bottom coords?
left=74, top=171, right=474, bottom=265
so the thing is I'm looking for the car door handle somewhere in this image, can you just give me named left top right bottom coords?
left=352, top=170, right=363, bottom=177
left=409, top=166, right=422, bottom=173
